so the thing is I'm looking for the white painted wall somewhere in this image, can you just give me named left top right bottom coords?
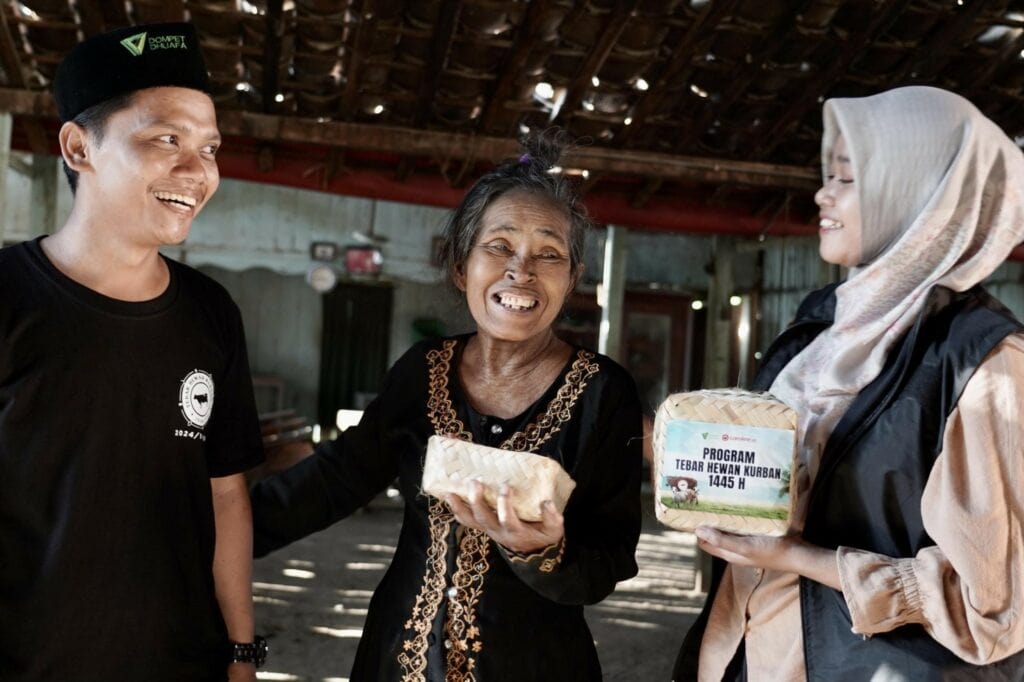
left=3, top=163, right=468, bottom=417
left=161, top=179, right=454, bottom=283
left=169, top=179, right=469, bottom=408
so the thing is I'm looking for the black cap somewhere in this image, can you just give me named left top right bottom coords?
left=53, top=22, right=211, bottom=122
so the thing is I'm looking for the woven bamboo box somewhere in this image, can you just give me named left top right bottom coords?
left=422, top=435, right=576, bottom=522
left=653, top=389, right=797, bottom=536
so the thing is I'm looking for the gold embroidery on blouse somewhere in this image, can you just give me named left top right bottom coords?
left=444, top=527, right=490, bottom=680
left=426, top=340, right=472, bottom=440
left=397, top=497, right=455, bottom=680
left=501, top=350, right=600, bottom=452
left=398, top=340, right=600, bottom=681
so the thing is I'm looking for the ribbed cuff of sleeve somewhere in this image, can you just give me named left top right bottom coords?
left=836, top=545, right=925, bottom=635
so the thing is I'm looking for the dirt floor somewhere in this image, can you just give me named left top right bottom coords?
left=252, top=490, right=706, bottom=682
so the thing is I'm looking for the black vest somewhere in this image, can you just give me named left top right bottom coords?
left=674, top=284, right=1024, bottom=682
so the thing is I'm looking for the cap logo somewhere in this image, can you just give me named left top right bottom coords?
left=119, top=32, right=189, bottom=57
left=120, top=31, right=147, bottom=56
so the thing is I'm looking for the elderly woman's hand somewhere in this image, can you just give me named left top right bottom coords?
left=694, top=526, right=842, bottom=591
left=446, top=480, right=565, bottom=554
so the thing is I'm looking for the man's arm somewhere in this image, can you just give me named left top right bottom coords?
left=211, top=473, right=257, bottom=681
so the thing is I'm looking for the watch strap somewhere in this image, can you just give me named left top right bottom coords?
left=230, top=635, right=268, bottom=668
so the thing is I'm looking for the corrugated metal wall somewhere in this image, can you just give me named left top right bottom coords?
left=583, top=229, right=714, bottom=291
left=758, top=240, right=1024, bottom=353
left=984, top=261, right=1024, bottom=320
left=758, top=238, right=836, bottom=352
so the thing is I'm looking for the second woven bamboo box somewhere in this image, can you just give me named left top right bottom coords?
left=653, top=389, right=798, bottom=536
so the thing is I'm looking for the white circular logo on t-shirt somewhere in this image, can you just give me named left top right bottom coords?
left=179, top=369, right=215, bottom=429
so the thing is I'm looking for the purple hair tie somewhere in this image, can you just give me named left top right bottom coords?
left=519, top=153, right=530, bottom=163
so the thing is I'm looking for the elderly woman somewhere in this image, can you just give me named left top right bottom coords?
left=675, top=86, right=1024, bottom=680
left=251, top=135, right=643, bottom=681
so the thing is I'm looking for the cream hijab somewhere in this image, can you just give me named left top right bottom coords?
left=769, top=86, right=1024, bottom=512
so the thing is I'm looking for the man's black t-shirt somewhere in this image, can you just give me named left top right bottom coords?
left=0, top=238, right=263, bottom=681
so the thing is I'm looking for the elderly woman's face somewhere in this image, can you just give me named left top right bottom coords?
left=815, top=134, right=863, bottom=267
left=454, top=190, right=575, bottom=344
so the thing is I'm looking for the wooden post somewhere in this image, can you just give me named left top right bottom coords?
left=692, top=236, right=735, bottom=594
left=29, top=154, right=58, bottom=236
left=736, top=294, right=753, bottom=388
left=703, top=236, right=734, bottom=389
left=598, top=224, right=627, bottom=363
left=0, top=112, right=11, bottom=245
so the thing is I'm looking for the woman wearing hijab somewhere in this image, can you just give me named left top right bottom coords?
left=250, top=133, right=643, bottom=681
left=674, top=86, right=1024, bottom=681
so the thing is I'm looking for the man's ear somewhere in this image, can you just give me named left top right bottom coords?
left=59, top=122, right=93, bottom=174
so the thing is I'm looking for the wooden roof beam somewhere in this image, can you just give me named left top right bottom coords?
left=0, top=6, right=47, bottom=154
left=395, top=2, right=463, bottom=183
left=630, top=177, right=663, bottom=208
left=412, top=1, right=463, bottom=127
left=260, top=0, right=286, bottom=113
left=231, top=117, right=818, bottom=191
left=102, top=0, right=130, bottom=31
left=552, top=0, right=641, bottom=127
left=0, top=87, right=820, bottom=190
left=132, top=0, right=185, bottom=23
left=452, top=1, right=567, bottom=185
left=339, top=0, right=376, bottom=120
left=70, top=0, right=129, bottom=31
left=891, top=0, right=994, bottom=83
left=221, top=114, right=819, bottom=189
left=578, top=172, right=601, bottom=196
left=75, top=0, right=108, bottom=37
left=477, top=0, right=557, bottom=134
left=395, top=155, right=415, bottom=182
left=0, top=84, right=819, bottom=189
left=707, top=184, right=733, bottom=206
left=755, top=192, right=795, bottom=240
left=669, top=1, right=816, bottom=155
left=755, top=0, right=913, bottom=159
left=618, top=0, right=741, bottom=144
left=167, top=0, right=186, bottom=21
left=962, top=21, right=1024, bottom=99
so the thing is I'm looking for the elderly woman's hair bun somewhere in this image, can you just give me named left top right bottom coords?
left=438, top=128, right=591, bottom=286
left=516, top=128, right=569, bottom=171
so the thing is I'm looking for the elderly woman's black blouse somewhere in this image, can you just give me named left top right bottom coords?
left=251, top=334, right=643, bottom=681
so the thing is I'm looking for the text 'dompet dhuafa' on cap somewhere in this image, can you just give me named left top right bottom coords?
left=53, top=22, right=211, bottom=122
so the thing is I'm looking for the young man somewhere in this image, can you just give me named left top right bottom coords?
left=0, top=23, right=265, bottom=681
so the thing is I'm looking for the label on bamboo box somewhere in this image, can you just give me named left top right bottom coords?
left=658, top=420, right=794, bottom=521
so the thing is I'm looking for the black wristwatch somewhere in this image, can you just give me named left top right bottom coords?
left=230, top=635, right=268, bottom=668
